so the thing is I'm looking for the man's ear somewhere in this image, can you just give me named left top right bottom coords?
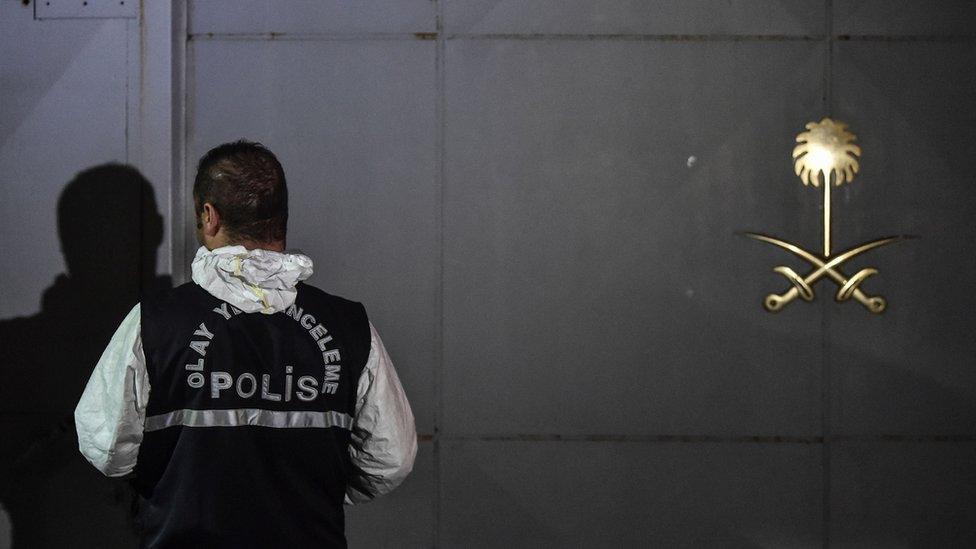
left=202, top=202, right=221, bottom=236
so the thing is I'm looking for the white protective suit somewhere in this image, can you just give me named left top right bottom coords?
left=74, top=245, right=417, bottom=504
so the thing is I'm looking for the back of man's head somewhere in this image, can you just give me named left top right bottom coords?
left=193, top=140, right=288, bottom=244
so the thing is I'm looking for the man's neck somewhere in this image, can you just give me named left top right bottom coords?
left=208, top=237, right=286, bottom=252
left=236, top=239, right=286, bottom=252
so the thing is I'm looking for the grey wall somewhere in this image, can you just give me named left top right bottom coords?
left=3, top=1, right=976, bottom=547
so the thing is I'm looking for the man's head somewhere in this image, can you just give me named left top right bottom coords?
left=193, top=140, right=288, bottom=251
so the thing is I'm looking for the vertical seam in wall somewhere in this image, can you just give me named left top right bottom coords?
left=180, top=6, right=193, bottom=284
left=137, top=4, right=146, bottom=295
left=125, top=16, right=132, bottom=165
left=127, top=13, right=143, bottom=293
left=822, top=4, right=834, bottom=548
left=434, top=0, right=445, bottom=546
left=824, top=1, right=834, bottom=111
left=126, top=12, right=147, bottom=296
left=180, top=1, right=190, bottom=283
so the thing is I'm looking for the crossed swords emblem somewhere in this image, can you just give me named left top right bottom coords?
left=743, top=118, right=910, bottom=314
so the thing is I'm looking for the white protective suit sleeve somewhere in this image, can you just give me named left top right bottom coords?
left=345, top=322, right=418, bottom=505
left=74, top=303, right=150, bottom=477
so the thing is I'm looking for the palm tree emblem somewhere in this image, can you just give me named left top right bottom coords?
left=743, top=118, right=909, bottom=314
left=792, top=118, right=862, bottom=256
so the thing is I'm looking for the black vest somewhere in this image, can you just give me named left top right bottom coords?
left=134, top=281, right=370, bottom=549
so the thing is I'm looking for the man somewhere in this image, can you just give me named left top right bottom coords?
left=74, top=140, right=417, bottom=548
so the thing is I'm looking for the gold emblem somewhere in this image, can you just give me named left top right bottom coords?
left=744, top=118, right=908, bottom=314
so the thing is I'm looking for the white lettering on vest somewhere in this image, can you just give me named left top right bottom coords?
left=322, top=349, right=340, bottom=364
left=317, top=336, right=334, bottom=351
left=324, top=364, right=340, bottom=382
left=211, top=371, right=232, bottom=398
left=286, top=304, right=303, bottom=322
left=284, top=365, right=293, bottom=402
left=261, top=374, right=282, bottom=401
left=309, top=324, right=328, bottom=340
left=187, top=372, right=205, bottom=388
left=236, top=373, right=257, bottom=398
left=193, top=323, right=214, bottom=339
left=296, top=376, right=319, bottom=401
left=213, top=303, right=232, bottom=320
left=189, top=340, right=210, bottom=356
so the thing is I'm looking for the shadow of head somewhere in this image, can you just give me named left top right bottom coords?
left=57, top=163, right=163, bottom=294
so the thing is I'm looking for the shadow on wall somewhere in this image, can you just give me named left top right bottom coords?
left=0, top=164, right=170, bottom=549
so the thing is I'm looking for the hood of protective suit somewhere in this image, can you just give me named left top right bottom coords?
left=191, top=245, right=313, bottom=314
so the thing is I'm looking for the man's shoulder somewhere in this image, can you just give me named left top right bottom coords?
left=296, top=282, right=361, bottom=308
left=295, top=282, right=368, bottom=322
left=295, top=282, right=371, bottom=359
left=141, top=281, right=213, bottom=315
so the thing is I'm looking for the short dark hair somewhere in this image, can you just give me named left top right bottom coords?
left=193, top=140, right=288, bottom=242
